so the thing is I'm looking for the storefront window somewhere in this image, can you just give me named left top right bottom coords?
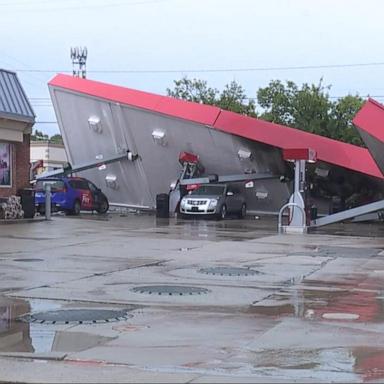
left=0, top=143, right=11, bottom=187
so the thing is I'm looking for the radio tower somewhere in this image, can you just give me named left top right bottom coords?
left=70, top=46, right=88, bottom=78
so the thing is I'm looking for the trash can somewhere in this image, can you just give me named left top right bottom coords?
left=156, top=193, right=169, bottom=218
left=17, top=188, right=35, bottom=219
left=310, top=205, right=318, bottom=220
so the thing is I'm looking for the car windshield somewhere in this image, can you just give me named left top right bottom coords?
left=192, top=185, right=225, bottom=196
left=35, top=179, right=65, bottom=192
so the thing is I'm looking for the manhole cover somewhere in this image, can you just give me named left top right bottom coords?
left=21, top=309, right=132, bottom=324
left=131, top=285, right=210, bottom=296
left=198, top=267, right=260, bottom=276
left=13, top=258, right=43, bottom=262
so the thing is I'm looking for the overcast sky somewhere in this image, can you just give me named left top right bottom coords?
left=1, top=0, right=384, bottom=136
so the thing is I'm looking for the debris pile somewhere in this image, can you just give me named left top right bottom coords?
left=0, top=196, right=24, bottom=219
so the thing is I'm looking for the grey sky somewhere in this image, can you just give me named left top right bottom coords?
left=1, top=0, right=383, bottom=136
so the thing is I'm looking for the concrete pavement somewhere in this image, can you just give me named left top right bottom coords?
left=0, top=213, right=384, bottom=382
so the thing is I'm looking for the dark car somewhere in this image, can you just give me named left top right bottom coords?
left=179, top=183, right=246, bottom=220
left=34, top=176, right=109, bottom=215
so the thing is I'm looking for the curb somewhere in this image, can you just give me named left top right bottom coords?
left=0, top=217, right=46, bottom=225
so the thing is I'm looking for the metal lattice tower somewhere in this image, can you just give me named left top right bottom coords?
left=70, top=46, right=88, bottom=78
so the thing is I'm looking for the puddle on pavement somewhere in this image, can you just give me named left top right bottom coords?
left=0, top=297, right=121, bottom=354
left=149, top=218, right=265, bottom=241
left=249, top=346, right=384, bottom=382
left=249, top=279, right=384, bottom=323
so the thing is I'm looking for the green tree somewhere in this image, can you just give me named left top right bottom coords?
left=256, top=80, right=297, bottom=126
left=217, top=81, right=257, bottom=117
left=329, top=95, right=364, bottom=146
left=167, top=77, right=257, bottom=116
left=257, top=79, right=364, bottom=146
left=166, top=77, right=218, bottom=105
left=50, top=134, right=63, bottom=144
left=31, top=129, right=49, bottom=141
left=290, top=80, right=332, bottom=137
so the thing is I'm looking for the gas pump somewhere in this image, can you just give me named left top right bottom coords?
left=278, top=148, right=317, bottom=234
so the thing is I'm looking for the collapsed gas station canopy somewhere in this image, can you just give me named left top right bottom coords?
left=49, top=74, right=383, bottom=180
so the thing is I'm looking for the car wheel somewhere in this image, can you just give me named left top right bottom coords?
left=217, top=204, right=227, bottom=220
left=72, top=200, right=81, bottom=216
left=238, top=203, right=246, bottom=219
left=96, top=198, right=109, bottom=214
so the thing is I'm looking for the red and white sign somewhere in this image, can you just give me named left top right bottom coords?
left=283, top=148, right=317, bottom=162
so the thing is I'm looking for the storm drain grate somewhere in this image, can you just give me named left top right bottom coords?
left=20, top=309, right=132, bottom=325
left=131, top=285, right=210, bottom=296
left=198, top=267, right=260, bottom=276
left=13, top=258, right=44, bottom=262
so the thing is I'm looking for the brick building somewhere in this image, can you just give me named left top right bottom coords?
left=0, top=70, right=35, bottom=198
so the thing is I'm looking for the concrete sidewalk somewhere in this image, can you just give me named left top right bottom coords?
left=0, top=214, right=384, bottom=382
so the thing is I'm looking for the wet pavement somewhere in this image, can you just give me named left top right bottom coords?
left=0, top=213, right=384, bottom=382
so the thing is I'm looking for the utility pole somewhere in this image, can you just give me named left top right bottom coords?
left=70, top=46, right=88, bottom=78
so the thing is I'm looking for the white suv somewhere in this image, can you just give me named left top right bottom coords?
left=179, top=184, right=246, bottom=220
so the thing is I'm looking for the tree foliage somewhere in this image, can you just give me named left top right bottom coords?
left=328, top=95, right=365, bottom=146
left=217, top=81, right=257, bottom=117
left=166, top=77, right=218, bottom=105
left=31, top=129, right=63, bottom=144
left=49, top=134, right=64, bottom=144
left=167, top=77, right=257, bottom=116
left=167, top=77, right=365, bottom=146
left=257, top=79, right=364, bottom=146
left=31, top=129, right=49, bottom=141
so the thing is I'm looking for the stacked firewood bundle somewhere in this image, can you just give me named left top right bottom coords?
left=0, top=196, right=24, bottom=220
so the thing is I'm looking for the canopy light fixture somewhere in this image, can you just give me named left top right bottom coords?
left=238, top=148, right=252, bottom=160
left=152, top=129, right=167, bottom=146
left=88, top=116, right=102, bottom=133
left=315, top=167, right=329, bottom=177
left=256, top=190, right=269, bottom=199
left=105, top=174, right=118, bottom=190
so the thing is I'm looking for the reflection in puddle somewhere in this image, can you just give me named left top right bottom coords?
left=354, top=347, right=384, bottom=382
left=248, top=277, right=384, bottom=380
left=0, top=297, right=115, bottom=354
left=248, top=303, right=295, bottom=317
left=251, top=348, right=358, bottom=382
left=250, top=347, right=384, bottom=382
left=250, top=277, right=384, bottom=323
left=0, top=297, right=33, bottom=353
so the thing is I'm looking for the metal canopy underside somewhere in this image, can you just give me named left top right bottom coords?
left=48, top=75, right=384, bottom=212
left=49, top=74, right=383, bottom=180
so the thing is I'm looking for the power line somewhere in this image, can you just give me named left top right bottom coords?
left=0, top=0, right=171, bottom=12
left=30, top=94, right=384, bottom=105
left=13, top=61, right=384, bottom=74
